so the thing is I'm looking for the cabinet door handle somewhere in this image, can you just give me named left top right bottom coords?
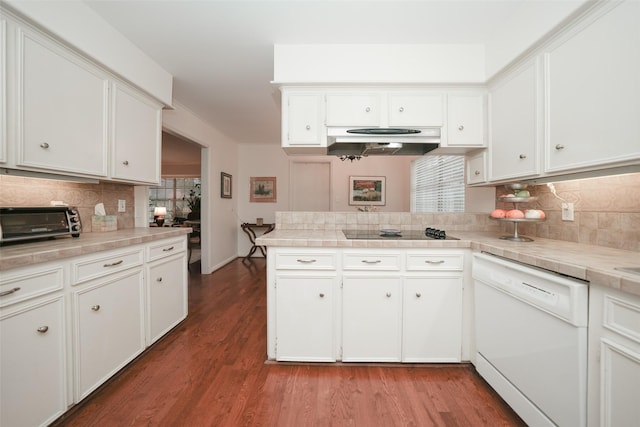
left=103, top=260, right=124, bottom=267
left=40, top=142, right=50, bottom=149
left=555, top=144, right=565, bottom=150
left=319, top=293, right=325, bottom=298
left=416, top=293, right=422, bottom=298
left=91, top=305, right=101, bottom=311
left=0, top=287, right=21, bottom=297
left=37, top=326, right=49, bottom=333
left=424, top=260, right=445, bottom=264
left=365, top=106, right=371, bottom=112
left=361, top=260, right=382, bottom=264
left=162, top=246, right=175, bottom=252
left=519, top=154, right=527, bottom=159
left=458, top=125, right=464, bottom=131
left=305, top=125, right=311, bottom=130
left=398, top=107, right=404, bottom=112
left=156, top=277, right=163, bottom=282
left=122, top=160, right=129, bottom=166
left=296, top=259, right=316, bottom=263
left=474, top=170, right=480, bottom=176
left=386, top=292, right=392, bottom=298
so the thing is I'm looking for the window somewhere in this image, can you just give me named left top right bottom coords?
left=149, top=178, right=201, bottom=222
left=411, top=155, right=465, bottom=212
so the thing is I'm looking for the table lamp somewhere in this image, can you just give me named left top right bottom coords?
left=153, top=206, right=167, bottom=227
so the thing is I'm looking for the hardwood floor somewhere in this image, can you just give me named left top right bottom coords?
left=54, top=258, right=525, bottom=426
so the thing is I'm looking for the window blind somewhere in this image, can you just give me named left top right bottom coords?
left=411, top=155, right=465, bottom=212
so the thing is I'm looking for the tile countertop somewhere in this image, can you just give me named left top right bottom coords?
left=257, top=229, right=640, bottom=297
left=0, top=227, right=192, bottom=271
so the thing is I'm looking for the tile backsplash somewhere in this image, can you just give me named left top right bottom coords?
left=496, top=173, right=640, bottom=251
left=0, top=175, right=135, bottom=231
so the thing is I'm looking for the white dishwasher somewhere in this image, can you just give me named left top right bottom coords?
left=473, top=252, right=589, bottom=427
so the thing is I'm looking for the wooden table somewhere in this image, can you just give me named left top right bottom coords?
left=241, top=223, right=275, bottom=258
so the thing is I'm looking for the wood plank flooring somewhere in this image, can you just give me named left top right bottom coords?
left=53, top=258, right=525, bottom=427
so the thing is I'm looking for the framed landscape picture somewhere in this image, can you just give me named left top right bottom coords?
left=349, top=176, right=386, bottom=206
left=221, top=172, right=232, bottom=198
left=250, top=176, right=277, bottom=203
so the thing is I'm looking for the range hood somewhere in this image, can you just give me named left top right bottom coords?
left=327, top=127, right=440, bottom=156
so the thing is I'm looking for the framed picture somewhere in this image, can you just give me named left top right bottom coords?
left=349, top=176, right=386, bottom=206
left=250, top=176, right=277, bottom=203
left=221, top=172, right=232, bottom=199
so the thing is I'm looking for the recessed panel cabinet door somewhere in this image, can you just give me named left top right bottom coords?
left=488, top=59, right=540, bottom=181
left=284, top=93, right=324, bottom=146
left=342, top=276, right=402, bottom=362
left=111, top=83, right=162, bottom=184
left=18, top=27, right=108, bottom=176
left=275, top=275, right=336, bottom=362
left=0, top=17, right=6, bottom=164
left=0, top=297, right=67, bottom=427
left=545, top=0, right=640, bottom=173
left=73, top=269, right=145, bottom=401
left=147, top=254, right=188, bottom=344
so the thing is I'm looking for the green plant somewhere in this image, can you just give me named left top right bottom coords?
left=183, top=183, right=201, bottom=213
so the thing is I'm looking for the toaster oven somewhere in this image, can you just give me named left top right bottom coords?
left=0, top=207, right=82, bottom=244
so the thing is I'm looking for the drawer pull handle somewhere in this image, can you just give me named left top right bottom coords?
left=162, top=246, right=175, bottom=252
left=156, top=277, right=163, bottom=282
left=103, top=260, right=124, bottom=267
left=361, top=260, right=382, bottom=264
left=296, top=259, right=316, bottom=263
left=40, top=142, right=50, bottom=149
left=519, top=154, right=527, bottom=159
left=319, top=293, right=325, bottom=298
left=91, top=305, right=101, bottom=311
left=0, top=287, right=21, bottom=297
left=122, top=160, right=129, bottom=166
left=555, top=144, right=565, bottom=150
left=386, top=292, right=392, bottom=298
left=458, top=125, right=464, bottom=131
left=424, top=260, right=445, bottom=264
left=37, top=326, right=49, bottom=333
left=416, top=293, right=422, bottom=298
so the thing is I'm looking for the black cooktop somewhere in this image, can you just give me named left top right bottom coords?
left=343, top=229, right=459, bottom=241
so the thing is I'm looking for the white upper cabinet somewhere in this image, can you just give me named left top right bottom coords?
left=488, top=58, right=541, bottom=182
left=282, top=91, right=325, bottom=151
left=544, top=0, right=640, bottom=173
left=17, top=26, right=108, bottom=177
left=110, top=82, right=162, bottom=184
left=326, top=93, right=380, bottom=126
left=388, top=92, right=443, bottom=127
left=447, top=94, right=485, bottom=147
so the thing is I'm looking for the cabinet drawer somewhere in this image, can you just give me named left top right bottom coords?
left=275, top=251, right=337, bottom=270
left=603, top=293, right=640, bottom=344
left=405, top=252, right=464, bottom=271
left=147, top=237, right=187, bottom=262
left=0, top=265, right=64, bottom=307
left=343, top=251, right=402, bottom=271
left=71, top=247, right=144, bottom=285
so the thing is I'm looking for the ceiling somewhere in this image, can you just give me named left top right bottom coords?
left=85, top=0, right=586, bottom=146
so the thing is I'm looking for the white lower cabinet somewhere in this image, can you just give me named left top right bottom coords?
left=147, top=253, right=188, bottom=344
left=275, top=274, right=337, bottom=362
left=72, top=268, right=145, bottom=401
left=1, top=296, right=67, bottom=427
left=403, top=276, right=463, bottom=362
left=269, top=247, right=466, bottom=363
left=588, top=285, right=640, bottom=427
left=342, top=275, right=403, bottom=362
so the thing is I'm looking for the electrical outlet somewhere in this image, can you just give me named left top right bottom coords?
left=562, top=202, right=574, bottom=221
left=118, top=200, right=126, bottom=213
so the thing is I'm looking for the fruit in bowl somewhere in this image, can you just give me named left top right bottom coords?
left=525, top=209, right=546, bottom=219
left=506, top=209, right=525, bottom=219
left=490, top=209, right=507, bottom=218
left=515, top=190, right=530, bottom=198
